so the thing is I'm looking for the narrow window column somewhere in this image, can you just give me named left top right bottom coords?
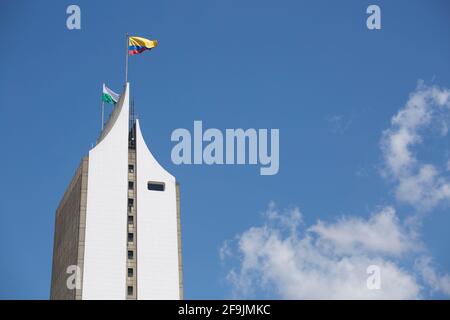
left=126, top=125, right=137, bottom=299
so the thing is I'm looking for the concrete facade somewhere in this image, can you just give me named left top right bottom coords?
left=50, top=157, right=88, bottom=300
left=135, top=120, right=182, bottom=299
left=50, top=83, right=183, bottom=300
left=126, top=146, right=137, bottom=299
left=82, top=84, right=130, bottom=299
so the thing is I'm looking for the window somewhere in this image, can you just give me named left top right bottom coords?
left=147, top=181, right=165, bottom=192
left=128, top=250, right=134, bottom=259
left=128, top=181, right=134, bottom=190
left=128, top=232, right=134, bottom=242
left=128, top=165, right=134, bottom=173
left=128, top=268, right=134, bottom=277
left=128, top=215, right=134, bottom=224
left=128, top=198, right=134, bottom=207
left=127, top=286, right=133, bottom=296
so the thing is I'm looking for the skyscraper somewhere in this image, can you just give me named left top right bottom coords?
left=50, top=83, right=183, bottom=300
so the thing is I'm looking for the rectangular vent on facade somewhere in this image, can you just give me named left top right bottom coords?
left=147, top=181, right=165, bottom=191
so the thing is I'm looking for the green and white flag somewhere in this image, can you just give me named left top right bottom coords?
left=102, top=83, right=119, bottom=104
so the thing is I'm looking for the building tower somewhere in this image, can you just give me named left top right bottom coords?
left=50, top=83, right=183, bottom=299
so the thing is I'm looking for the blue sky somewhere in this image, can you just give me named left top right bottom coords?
left=1, top=0, right=450, bottom=299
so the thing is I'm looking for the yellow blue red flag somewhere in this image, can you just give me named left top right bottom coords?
left=128, top=36, right=158, bottom=55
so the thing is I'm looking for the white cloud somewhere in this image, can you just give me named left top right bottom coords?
left=381, top=82, right=450, bottom=211
left=309, top=207, right=412, bottom=256
left=221, top=83, right=450, bottom=299
left=222, top=204, right=421, bottom=299
left=415, top=256, right=450, bottom=296
left=395, top=164, right=450, bottom=211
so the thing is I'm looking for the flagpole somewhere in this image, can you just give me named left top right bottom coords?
left=125, top=33, right=129, bottom=83
left=101, top=100, right=104, bottom=130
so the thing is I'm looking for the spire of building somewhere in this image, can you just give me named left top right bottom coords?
left=51, top=82, right=182, bottom=300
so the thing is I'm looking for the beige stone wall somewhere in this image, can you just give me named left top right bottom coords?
left=50, top=157, right=88, bottom=300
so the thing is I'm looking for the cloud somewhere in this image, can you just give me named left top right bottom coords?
left=309, top=207, right=413, bottom=256
left=415, top=256, right=450, bottom=296
left=221, top=83, right=450, bottom=299
left=381, top=82, right=450, bottom=211
left=221, top=204, right=421, bottom=299
left=326, top=115, right=352, bottom=134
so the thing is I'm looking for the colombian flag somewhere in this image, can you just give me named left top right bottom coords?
left=128, top=36, right=158, bottom=55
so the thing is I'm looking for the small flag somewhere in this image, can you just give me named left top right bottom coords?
left=102, top=84, right=119, bottom=104
left=129, top=36, right=158, bottom=55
